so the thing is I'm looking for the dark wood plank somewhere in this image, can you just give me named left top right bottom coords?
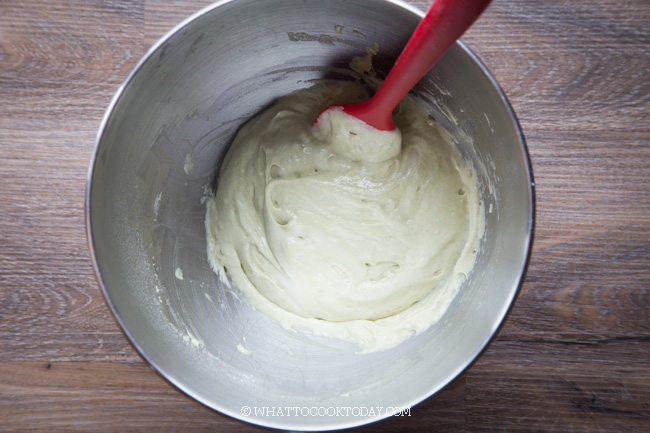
left=0, top=362, right=245, bottom=432
left=459, top=1, right=650, bottom=430
left=0, top=0, right=145, bottom=87
left=462, top=0, right=650, bottom=132
left=0, top=1, right=148, bottom=365
left=467, top=341, right=650, bottom=431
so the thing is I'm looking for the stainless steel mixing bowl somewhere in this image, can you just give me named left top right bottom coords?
left=86, top=0, right=534, bottom=430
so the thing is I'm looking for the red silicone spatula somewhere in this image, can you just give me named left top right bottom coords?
left=316, top=0, right=493, bottom=131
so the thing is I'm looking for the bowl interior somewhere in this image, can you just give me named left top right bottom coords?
left=87, top=0, right=533, bottom=430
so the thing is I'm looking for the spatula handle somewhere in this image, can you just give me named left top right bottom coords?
left=372, top=0, right=493, bottom=114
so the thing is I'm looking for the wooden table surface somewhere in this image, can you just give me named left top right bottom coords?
left=1, top=0, right=648, bottom=431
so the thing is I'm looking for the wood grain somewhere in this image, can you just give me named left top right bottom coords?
left=1, top=0, right=147, bottom=367
left=1, top=0, right=649, bottom=431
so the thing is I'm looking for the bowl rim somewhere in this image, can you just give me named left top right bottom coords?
left=85, top=0, right=535, bottom=430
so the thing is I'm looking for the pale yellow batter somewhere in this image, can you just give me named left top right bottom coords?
left=205, top=80, right=484, bottom=352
